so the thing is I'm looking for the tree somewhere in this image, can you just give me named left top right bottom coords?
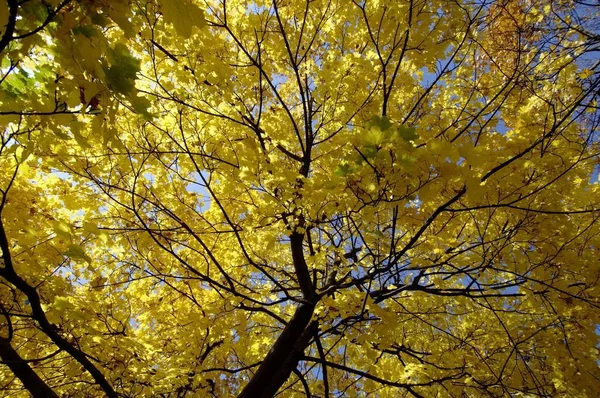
left=1, top=0, right=599, bottom=396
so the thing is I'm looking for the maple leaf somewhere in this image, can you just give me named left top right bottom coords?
left=0, top=1, right=599, bottom=397
left=102, top=44, right=141, bottom=96
left=160, top=0, right=206, bottom=39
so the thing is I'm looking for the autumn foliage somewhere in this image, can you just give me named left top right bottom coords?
left=1, top=0, right=599, bottom=397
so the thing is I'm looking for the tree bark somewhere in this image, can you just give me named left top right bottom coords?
left=0, top=220, right=118, bottom=398
left=237, top=303, right=316, bottom=398
left=0, top=337, right=59, bottom=397
left=238, top=232, right=317, bottom=398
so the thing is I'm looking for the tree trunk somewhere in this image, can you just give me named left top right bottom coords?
left=0, top=337, right=59, bottom=397
left=238, top=232, right=318, bottom=398
left=238, top=302, right=316, bottom=398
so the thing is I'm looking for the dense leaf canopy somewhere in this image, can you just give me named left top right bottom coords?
left=1, top=0, right=599, bottom=397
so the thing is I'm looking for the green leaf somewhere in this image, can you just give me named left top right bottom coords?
left=130, top=95, right=153, bottom=120
left=367, top=115, right=392, bottom=132
left=4, top=71, right=28, bottom=94
left=34, top=64, right=55, bottom=81
left=53, top=129, right=71, bottom=140
left=72, top=25, right=98, bottom=38
left=397, top=125, right=418, bottom=142
left=65, top=244, right=92, bottom=264
left=361, top=144, right=379, bottom=159
left=364, top=128, right=386, bottom=146
left=161, top=0, right=206, bottom=39
left=102, top=44, right=141, bottom=95
left=335, top=162, right=352, bottom=176
left=20, top=1, right=48, bottom=22
left=1, top=56, right=10, bottom=69
left=90, top=12, right=109, bottom=27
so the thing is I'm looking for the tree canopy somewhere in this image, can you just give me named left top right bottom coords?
left=1, top=0, right=599, bottom=396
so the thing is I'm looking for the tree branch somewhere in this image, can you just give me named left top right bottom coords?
left=0, top=337, right=59, bottom=397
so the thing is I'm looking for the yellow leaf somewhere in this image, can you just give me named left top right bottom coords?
left=82, top=222, right=101, bottom=235
left=160, top=0, right=206, bottom=38
left=53, top=220, right=73, bottom=239
left=66, top=89, right=81, bottom=108
left=90, top=275, right=107, bottom=288
left=108, top=2, right=136, bottom=38
left=578, top=69, right=593, bottom=80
